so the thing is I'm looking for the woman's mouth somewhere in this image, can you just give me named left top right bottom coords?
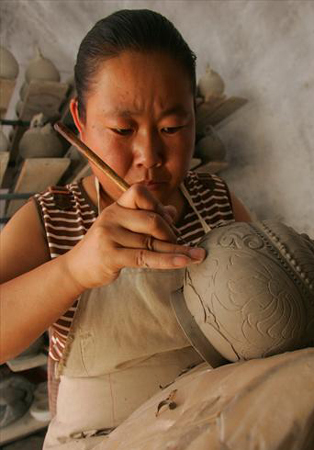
left=135, top=180, right=167, bottom=190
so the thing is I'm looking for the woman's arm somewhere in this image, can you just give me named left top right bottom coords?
left=230, top=192, right=252, bottom=222
left=0, top=186, right=205, bottom=363
left=0, top=200, right=85, bottom=363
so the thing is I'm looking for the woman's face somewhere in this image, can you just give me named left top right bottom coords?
left=72, top=51, right=195, bottom=204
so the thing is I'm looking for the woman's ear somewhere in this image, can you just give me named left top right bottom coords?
left=70, top=98, right=85, bottom=135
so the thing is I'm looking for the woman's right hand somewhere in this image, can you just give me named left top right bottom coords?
left=63, top=184, right=206, bottom=291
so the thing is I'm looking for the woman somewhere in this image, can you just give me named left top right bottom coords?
left=0, top=9, right=251, bottom=448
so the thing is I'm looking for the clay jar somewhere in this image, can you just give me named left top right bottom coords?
left=173, top=221, right=314, bottom=365
left=195, top=126, right=226, bottom=162
left=25, top=47, right=60, bottom=83
left=0, top=46, right=19, bottom=79
left=198, top=65, right=225, bottom=101
left=19, top=122, right=64, bottom=158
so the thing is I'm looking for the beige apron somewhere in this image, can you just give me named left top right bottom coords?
left=43, top=183, right=210, bottom=449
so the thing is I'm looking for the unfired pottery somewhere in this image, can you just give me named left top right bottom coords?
left=25, top=47, right=60, bottom=83
left=195, top=126, right=226, bottom=162
left=0, top=46, right=19, bottom=80
left=19, top=122, right=64, bottom=158
left=19, top=82, right=29, bottom=101
left=97, top=348, right=314, bottom=450
left=172, top=220, right=314, bottom=365
left=198, top=65, right=225, bottom=101
left=0, top=128, right=9, bottom=152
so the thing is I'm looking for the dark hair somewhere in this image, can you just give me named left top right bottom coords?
left=74, top=9, right=197, bottom=121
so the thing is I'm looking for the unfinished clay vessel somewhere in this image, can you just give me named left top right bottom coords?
left=172, top=220, right=314, bottom=366
left=195, top=126, right=226, bottom=162
left=25, top=47, right=60, bottom=83
left=0, top=46, right=19, bottom=79
left=198, top=65, right=225, bottom=101
left=19, top=122, right=63, bottom=158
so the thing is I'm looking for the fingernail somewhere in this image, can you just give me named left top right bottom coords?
left=188, top=248, right=206, bottom=260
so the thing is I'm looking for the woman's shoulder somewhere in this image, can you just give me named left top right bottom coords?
left=183, top=170, right=230, bottom=196
left=34, top=179, right=97, bottom=215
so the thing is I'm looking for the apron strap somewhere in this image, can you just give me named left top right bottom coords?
left=95, top=177, right=101, bottom=216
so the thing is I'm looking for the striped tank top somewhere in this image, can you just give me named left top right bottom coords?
left=34, top=171, right=235, bottom=362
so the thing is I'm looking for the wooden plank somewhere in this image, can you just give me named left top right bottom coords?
left=0, top=151, right=10, bottom=186
left=194, top=160, right=229, bottom=174
left=0, top=78, right=16, bottom=119
left=208, top=96, right=248, bottom=127
left=7, top=353, right=48, bottom=372
left=6, top=157, right=70, bottom=216
left=196, top=96, right=248, bottom=134
left=9, top=80, right=69, bottom=162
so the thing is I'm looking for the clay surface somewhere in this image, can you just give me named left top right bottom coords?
left=95, top=348, right=314, bottom=450
left=180, top=221, right=314, bottom=363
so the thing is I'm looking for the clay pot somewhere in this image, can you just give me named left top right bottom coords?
left=0, top=128, right=9, bottom=152
left=25, top=47, right=60, bottom=83
left=195, top=126, right=226, bottom=162
left=19, top=82, right=29, bottom=100
left=0, top=46, right=19, bottom=79
left=198, top=65, right=225, bottom=101
left=172, top=220, right=314, bottom=366
left=19, top=122, right=64, bottom=158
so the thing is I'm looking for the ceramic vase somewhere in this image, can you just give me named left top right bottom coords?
left=174, top=220, right=314, bottom=365
left=198, top=65, right=225, bottom=101
left=0, top=46, right=19, bottom=79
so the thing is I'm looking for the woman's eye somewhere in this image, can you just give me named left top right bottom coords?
left=112, top=128, right=133, bottom=136
left=162, top=126, right=184, bottom=134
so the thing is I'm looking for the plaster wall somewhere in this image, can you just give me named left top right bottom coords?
left=1, top=0, right=313, bottom=235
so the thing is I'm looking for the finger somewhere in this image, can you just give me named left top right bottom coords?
left=117, top=184, right=175, bottom=224
left=105, top=205, right=178, bottom=243
left=108, top=226, right=206, bottom=261
left=113, top=248, right=203, bottom=270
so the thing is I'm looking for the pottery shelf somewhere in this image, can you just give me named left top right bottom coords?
left=0, top=409, right=50, bottom=445
left=6, top=353, right=48, bottom=373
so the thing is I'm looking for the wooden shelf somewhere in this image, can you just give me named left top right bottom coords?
left=195, top=96, right=248, bottom=135
left=6, top=157, right=71, bottom=216
left=6, top=353, right=47, bottom=372
left=0, top=409, right=49, bottom=445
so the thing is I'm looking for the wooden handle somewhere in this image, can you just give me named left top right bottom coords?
left=54, top=122, right=129, bottom=193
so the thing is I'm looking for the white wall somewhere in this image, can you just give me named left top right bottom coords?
left=1, top=0, right=313, bottom=235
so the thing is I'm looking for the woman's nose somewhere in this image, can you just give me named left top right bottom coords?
left=133, top=130, right=163, bottom=169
